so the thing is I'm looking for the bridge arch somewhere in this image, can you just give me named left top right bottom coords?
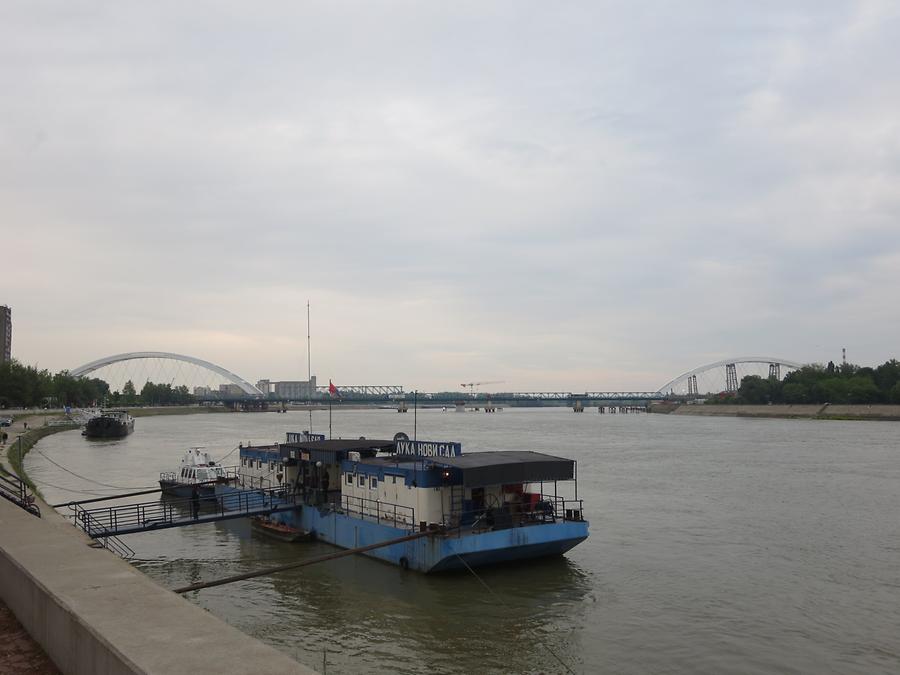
left=70, top=352, right=264, bottom=397
left=657, top=356, right=804, bottom=395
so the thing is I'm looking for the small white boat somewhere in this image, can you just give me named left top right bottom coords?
left=159, top=447, right=235, bottom=499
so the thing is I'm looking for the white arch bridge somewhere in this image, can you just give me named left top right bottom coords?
left=70, top=352, right=264, bottom=397
left=656, top=356, right=803, bottom=397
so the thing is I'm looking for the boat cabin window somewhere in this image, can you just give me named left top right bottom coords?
left=269, top=461, right=275, bottom=471
left=346, top=473, right=353, bottom=485
left=370, top=477, right=378, bottom=490
left=358, top=475, right=365, bottom=487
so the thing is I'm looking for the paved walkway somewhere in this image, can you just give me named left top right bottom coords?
left=0, top=413, right=55, bottom=477
left=0, top=412, right=316, bottom=674
left=0, top=414, right=62, bottom=673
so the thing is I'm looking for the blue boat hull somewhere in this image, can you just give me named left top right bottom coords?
left=272, top=504, right=588, bottom=573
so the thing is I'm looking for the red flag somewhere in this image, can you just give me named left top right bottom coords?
left=328, top=380, right=338, bottom=397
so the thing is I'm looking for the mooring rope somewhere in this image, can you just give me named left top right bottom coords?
left=35, top=450, right=156, bottom=490
left=452, top=551, right=575, bottom=675
left=173, top=530, right=431, bottom=594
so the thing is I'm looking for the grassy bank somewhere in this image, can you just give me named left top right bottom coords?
left=651, top=403, right=900, bottom=421
left=5, top=423, right=79, bottom=496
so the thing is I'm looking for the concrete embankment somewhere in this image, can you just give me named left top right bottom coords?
left=650, top=403, right=900, bottom=420
left=0, top=496, right=315, bottom=674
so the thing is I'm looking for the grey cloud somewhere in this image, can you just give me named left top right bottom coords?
left=2, top=1, right=898, bottom=390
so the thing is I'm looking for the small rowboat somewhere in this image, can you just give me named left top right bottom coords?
left=251, top=516, right=314, bottom=543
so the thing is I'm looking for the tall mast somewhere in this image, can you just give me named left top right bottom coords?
left=307, top=300, right=312, bottom=433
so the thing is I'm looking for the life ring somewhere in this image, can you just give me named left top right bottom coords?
left=399, top=556, right=410, bottom=571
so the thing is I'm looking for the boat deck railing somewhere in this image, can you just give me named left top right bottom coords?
left=159, top=466, right=244, bottom=485
left=445, top=494, right=585, bottom=535
left=340, top=494, right=416, bottom=531
left=235, top=471, right=277, bottom=491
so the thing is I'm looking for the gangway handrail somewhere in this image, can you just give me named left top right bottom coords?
left=72, top=486, right=300, bottom=538
left=73, top=506, right=135, bottom=558
left=54, top=487, right=165, bottom=509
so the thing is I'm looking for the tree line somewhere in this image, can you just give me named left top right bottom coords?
left=0, top=359, right=110, bottom=408
left=0, top=359, right=196, bottom=408
left=721, top=360, right=900, bottom=405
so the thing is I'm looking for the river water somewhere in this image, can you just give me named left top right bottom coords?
left=25, top=409, right=900, bottom=674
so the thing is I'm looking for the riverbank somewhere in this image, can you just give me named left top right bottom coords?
left=0, top=406, right=318, bottom=674
left=0, top=495, right=315, bottom=674
left=649, top=403, right=900, bottom=421
left=2, top=406, right=230, bottom=494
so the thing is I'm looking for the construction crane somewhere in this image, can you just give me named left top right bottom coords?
left=460, top=381, right=505, bottom=396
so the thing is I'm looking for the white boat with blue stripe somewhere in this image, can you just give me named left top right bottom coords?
left=237, top=432, right=588, bottom=572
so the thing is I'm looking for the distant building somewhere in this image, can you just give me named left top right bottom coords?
left=218, top=383, right=244, bottom=397
left=0, top=305, right=10, bottom=363
left=269, top=376, right=317, bottom=400
left=255, top=379, right=272, bottom=395
left=193, top=386, right=211, bottom=397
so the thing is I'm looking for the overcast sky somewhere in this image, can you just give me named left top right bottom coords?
left=2, top=1, right=898, bottom=391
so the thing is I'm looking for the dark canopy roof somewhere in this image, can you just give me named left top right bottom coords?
left=430, top=451, right=575, bottom=486
left=284, top=439, right=397, bottom=452
left=280, top=439, right=396, bottom=464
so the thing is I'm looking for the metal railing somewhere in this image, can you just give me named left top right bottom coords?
left=77, top=509, right=135, bottom=559
left=159, top=466, right=242, bottom=485
left=236, top=472, right=276, bottom=491
left=340, top=494, right=416, bottom=531
left=0, top=472, right=41, bottom=518
left=72, top=487, right=298, bottom=538
left=445, top=494, right=585, bottom=534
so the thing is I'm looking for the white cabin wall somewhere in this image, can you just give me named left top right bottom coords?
left=415, top=486, right=451, bottom=525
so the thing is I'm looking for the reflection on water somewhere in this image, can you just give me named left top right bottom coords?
left=25, top=409, right=900, bottom=674
left=135, top=516, right=593, bottom=674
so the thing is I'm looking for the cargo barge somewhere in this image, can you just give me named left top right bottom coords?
left=235, top=432, right=588, bottom=572
left=83, top=410, right=134, bottom=438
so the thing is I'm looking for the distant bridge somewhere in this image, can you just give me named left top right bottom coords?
left=71, top=352, right=804, bottom=404
left=70, top=351, right=265, bottom=396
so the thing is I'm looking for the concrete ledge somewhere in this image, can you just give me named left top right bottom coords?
left=0, top=498, right=315, bottom=675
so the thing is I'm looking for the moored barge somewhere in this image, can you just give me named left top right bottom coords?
left=83, top=410, right=134, bottom=438
left=236, top=432, right=588, bottom=572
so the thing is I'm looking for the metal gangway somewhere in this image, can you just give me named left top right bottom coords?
left=70, top=487, right=301, bottom=540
